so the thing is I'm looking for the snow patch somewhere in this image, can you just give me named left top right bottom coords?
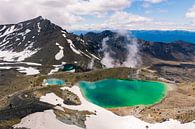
left=86, top=50, right=100, bottom=60
left=14, top=110, right=81, bottom=129
left=0, top=66, right=12, bottom=69
left=80, top=51, right=91, bottom=58
left=48, top=62, right=66, bottom=75
left=37, top=22, right=41, bottom=33
left=62, top=34, right=66, bottom=38
left=0, top=61, right=41, bottom=66
left=61, top=30, right=67, bottom=34
left=48, top=67, right=60, bottom=75
left=0, top=25, right=17, bottom=38
left=0, top=41, right=9, bottom=48
left=25, top=29, right=31, bottom=34
left=16, top=67, right=40, bottom=75
left=0, top=61, right=41, bottom=75
left=55, top=43, right=64, bottom=60
left=0, top=25, right=6, bottom=32
left=22, top=62, right=42, bottom=66
left=67, top=39, right=81, bottom=55
left=16, top=38, right=20, bottom=41
left=0, top=48, right=39, bottom=62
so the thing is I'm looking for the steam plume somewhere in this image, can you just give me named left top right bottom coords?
left=88, top=58, right=95, bottom=69
left=100, top=37, right=115, bottom=68
left=100, top=30, right=141, bottom=68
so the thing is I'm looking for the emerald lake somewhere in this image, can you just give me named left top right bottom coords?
left=79, top=79, right=167, bottom=108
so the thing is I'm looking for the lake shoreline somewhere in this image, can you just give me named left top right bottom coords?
left=79, top=79, right=167, bottom=108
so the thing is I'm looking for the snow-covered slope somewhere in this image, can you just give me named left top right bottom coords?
left=0, top=17, right=42, bottom=61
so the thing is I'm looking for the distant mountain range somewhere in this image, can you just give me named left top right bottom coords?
left=73, top=30, right=195, bottom=44
left=83, top=30, right=195, bottom=66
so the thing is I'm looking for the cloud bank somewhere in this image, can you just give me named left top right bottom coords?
left=0, top=0, right=131, bottom=26
left=186, top=4, right=195, bottom=26
left=0, top=0, right=194, bottom=31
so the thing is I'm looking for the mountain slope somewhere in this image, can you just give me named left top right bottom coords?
left=139, top=40, right=195, bottom=61
left=0, top=16, right=101, bottom=71
left=84, top=30, right=195, bottom=66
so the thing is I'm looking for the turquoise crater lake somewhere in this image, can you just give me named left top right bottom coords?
left=79, top=79, right=167, bottom=108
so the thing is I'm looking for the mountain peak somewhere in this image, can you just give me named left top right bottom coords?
left=18, top=16, right=45, bottom=25
left=29, top=16, right=44, bottom=21
left=36, top=16, right=44, bottom=20
left=0, top=16, right=63, bottom=55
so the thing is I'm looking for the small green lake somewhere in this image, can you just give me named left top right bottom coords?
left=79, top=79, right=167, bottom=108
left=43, top=79, right=65, bottom=86
left=62, top=64, right=76, bottom=71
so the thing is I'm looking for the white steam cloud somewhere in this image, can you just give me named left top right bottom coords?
left=100, top=30, right=141, bottom=68
left=88, top=57, right=95, bottom=69
left=100, top=37, right=116, bottom=68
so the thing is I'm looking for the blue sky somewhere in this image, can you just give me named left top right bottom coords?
left=129, top=0, right=193, bottom=23
left=0, top=0, right=195, bottom=31
left=67, top=0, right=195, bottom=30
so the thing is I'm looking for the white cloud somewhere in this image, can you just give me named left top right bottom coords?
left=67, top=0, right=132, bottom=16
left=186, top=4, right=195, bottom=25
left=105, top=11, right=152, bottom=28
left=0, top=0, right=132, bottom=26
left=79, top=22, right=193, bottom=31
left=69, top=12, right=194, bottom=31
left=0, top=0, right=194, bottom=31
left=68, top=11, right=153, bottom=30
left=70, top=11, right=192, bottom=31
left=144, top=0, right=166, bottom=4
left=142, top=0, right=166, bottom=8
left=0, top=0, right=84, bottom=26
